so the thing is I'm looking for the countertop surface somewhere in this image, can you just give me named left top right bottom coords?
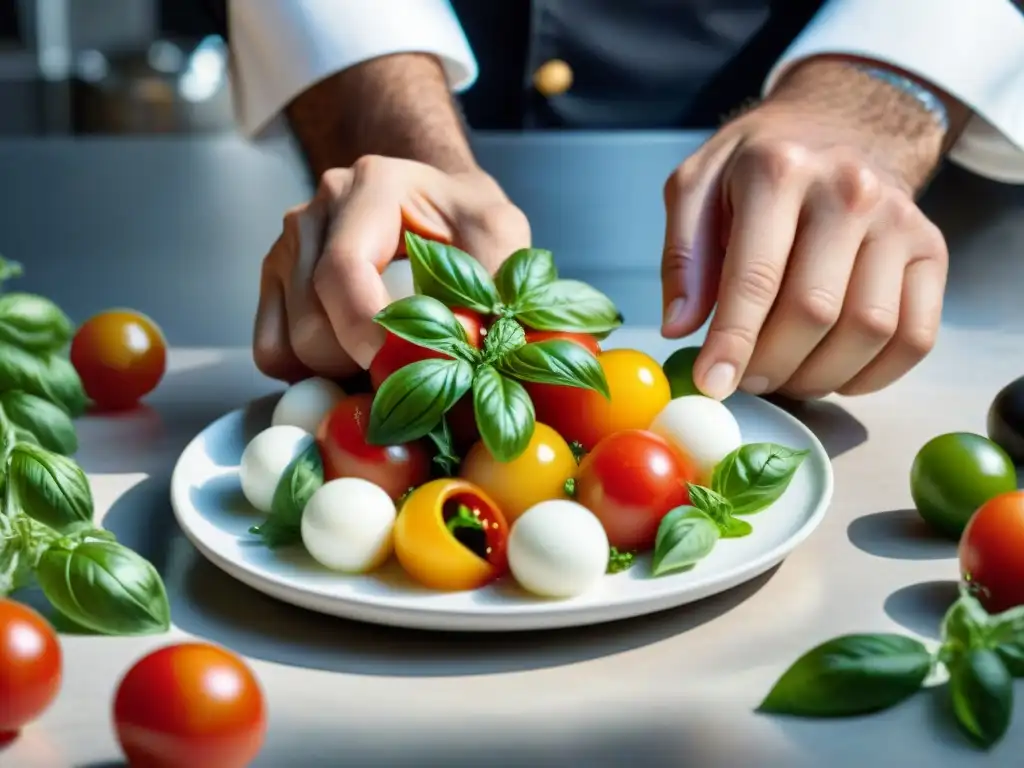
left=0, top=133, right=1023, bottom=767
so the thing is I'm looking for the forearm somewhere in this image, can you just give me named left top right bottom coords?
left=764, top=56, right=973, bottom=191
left=285, top=53, right=478, bottom=178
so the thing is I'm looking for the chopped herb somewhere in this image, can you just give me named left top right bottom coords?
left=607, top=547, right=636, bottom=574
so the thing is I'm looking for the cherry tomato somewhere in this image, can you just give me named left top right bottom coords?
left=0, top=600, right=61, bottom=738
left=369, top=308, right=483, bottom=390
left=113, top=642, right=266, bottom=768
left=960, top=491, right=1024, bottom=613
left=575, top=430, right=698, bottom=551
left=317, top=393, right=431, bottom=500
left=526, top=348, right=671, bottom=450
left=394, top=478, right=509, bottom=590
left=523, top=330, right=601, bottom=356
left=460, top=422, right=577, bottom=523
left=70, top=309, right=167, bottom=411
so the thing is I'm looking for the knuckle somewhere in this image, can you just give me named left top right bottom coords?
left=707, top=323, right=759, bottom=353
left=737, top=140, right=810, bottom=184
left=793, top=286, right=842, bottom=328
left=473, top=203, right=531, bottom=241
left=849, top=304, right=899, bottom=342
left=920, top=221, right=949, bottom=262
left=832, top=160, right=881, bottom=213
left=351, top=153, right=390, bottom=177
left=661, top=242, right=697, bottom=279
left=664, top=161, right=700, bottom=203
left=728, top=259, right=783, bottom=305
left=883, top=193, right=920, bottom=231
left=315, top=168, right=349, bottom=199
left=898, top=323, right=938, bottom=359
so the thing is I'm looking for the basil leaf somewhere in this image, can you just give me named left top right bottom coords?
left=7, top=443, right=93, bottom=531
left=758, top=634, right=931, bottom=717
left=483, top=316, right=526, bottom=363
left=718, top=515, right=753, bottom=538
left=512, top=279, right=622, bottom=335
left=35, top=538, right=170, bottom=636
left=0, top=390, right=77, bottom=455
left=0, top=293, right=74, bottom=353
left=940, top=595, right=991, bottom=662
left=985, top=604, right=1024, bottom=677
left=683, top=484, right=751, bottom=539
left=250, top=440, right=323, bottom=548
left=405, top=232, right=500, bottom=314
left=494, top=247, right=557, bottom=304
left=367, top=357, right=474, bottom=445
left=711, top=442, right=810, bottom=516
left=0, top=514, right=30, bottom=596
left=651, top=506, right=720, bottom=576
left=497, top=339, right=609, bottom=398
left=949, top=648, right=1013, bottom=748
left=373, top=295, right=479, bottom=363
left=472, top=365, right=535, bottom=462
left=427, top=417, right=460, bottom=476
left=0, top=343, right=86, bottom=417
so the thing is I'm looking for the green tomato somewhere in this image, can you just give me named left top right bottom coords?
left=663, top=346, right=702, bottom=398
left=910, top=432, right=1017, bottom=539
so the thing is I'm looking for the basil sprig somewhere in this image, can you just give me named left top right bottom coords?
left=759, top=589, right=1024, bottom=750
left=405, top=233, right=501, bottom=314
left=650, top=484, right=752, bottom=577
left=711, top=442, right=810, bottom=516
left=249, top=440, right=324, bottom=548
left=0, top=390, right=77, bottom=455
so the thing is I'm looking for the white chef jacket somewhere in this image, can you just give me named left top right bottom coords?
left=228, top=0, right=1024, bottom=184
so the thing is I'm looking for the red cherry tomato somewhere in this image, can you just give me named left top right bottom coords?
left=369, top=308, right=483, bottom=389
left=70, top=309, right=167, bottom=411
left=523, top=330, right=601, bottom=356
left=113, top=642, right=265, bottom=768
left=317, top=393, right=432, bottom=500
left=0, top=600, right=61, bottom=738
left=574, top=430, right=699, bottom=551
left=960, top=490, right=1024, bottom=613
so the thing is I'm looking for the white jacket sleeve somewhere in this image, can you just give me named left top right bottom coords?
left=763, top=0, right=1024, bottom=184
left=228, top=0, right=478, bottom=140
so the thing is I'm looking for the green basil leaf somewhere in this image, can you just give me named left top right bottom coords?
left=367, top=357, right=474, bottom=445
left=719, top=515, right=753, bottom=538
left=427, top=417, right=460, bottom=476
left=472, top=365, right=535, bottom=462
left=758, top=634, right=931, bottom=717
left=35, top=538, right=170, bottom=635
left=497, top=339, right=609, bottom=398
left=949, top=648, right=1013, bottom=748
left=482, top=316, right=526, bottom=363
left=512, top=279, right=622, bottom=335
left=250, top=440, right=323, bottom=548
left=8, top=443, right=93, bottom=531
left=0, top=514, right=30, bottom=596
left=941, top=595, right=991, bottom=661
left=405, top=232, right=500, bottom=314
left=984, top=604, right=1024, bottom=677
left=0, top=390, right=77, bottom=455
left=684, top=483, right=751, bottom=537
left=494, top=247, right=557, bottom=304
left=711, top=442, right=810, bottom=515
left=0, top=343, right=86, bottom=417
left=651, top=506, right=720, bottom=576
left=373, top=295, right=479, bottom=363
left=0, top=293, right=74, bottom=353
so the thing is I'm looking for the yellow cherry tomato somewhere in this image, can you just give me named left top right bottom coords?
left=393, top=479, right=509, bottom=591
left=526, top=348, right=672, bottom=449
left=459, top=422, right=577, bottom=523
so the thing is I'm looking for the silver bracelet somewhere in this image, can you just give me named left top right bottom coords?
left=856, top=64, right=950, bottom=132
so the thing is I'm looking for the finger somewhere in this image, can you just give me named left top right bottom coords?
left=837, top=246, right=946, bottom=395
left=452, top=202, right=531, bottom=276
left=661, top=138, right=739, bottom=338
left=253, top=257, right=311, bottom=383
left=781, top=233, right=905, bottom=397
left=741, top=165, right=879, bottom=394
left=693, top=143, right=807, bottom=400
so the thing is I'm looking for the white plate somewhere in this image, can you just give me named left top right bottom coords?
left=170, top=392, right=833, bottom=632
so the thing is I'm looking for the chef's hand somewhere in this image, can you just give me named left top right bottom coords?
left=253, top=156, right=530, bottom=382
left=661, top=59, right=959, bottom=400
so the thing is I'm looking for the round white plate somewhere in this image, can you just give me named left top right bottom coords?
left=170, top=392, right=833, bottom=632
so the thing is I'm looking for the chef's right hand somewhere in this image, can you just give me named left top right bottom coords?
left=253, top=155, right=531, bottom=383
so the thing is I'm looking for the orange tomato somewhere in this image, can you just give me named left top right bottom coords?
left=70, top=309, right=166, bottom=411
left=393, top=478, right=509, bottom=591
left=460, top=423, right=577, bottom=523
left=526, top=348, right=671, bottom=450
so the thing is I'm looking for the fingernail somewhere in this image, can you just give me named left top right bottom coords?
left=662, top=298, right=685, bottom=330
left=740, top=375, right=770, bottom=395
left=702, top=362, right=737, bottom=400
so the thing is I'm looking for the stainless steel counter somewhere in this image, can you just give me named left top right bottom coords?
left=1, top=134, right=1023, bottom=767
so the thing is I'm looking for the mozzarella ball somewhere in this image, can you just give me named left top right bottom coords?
left=271, top=377, right=345, bottom=435
left=508, top=500, right=609, bottom=598
left=649, top=395, right=742, bottom=482
left=239, top=425, right=313, bottom=514
left=301, top=477, right=396, bottom=573
left=381, top=259, right=415, bottom=300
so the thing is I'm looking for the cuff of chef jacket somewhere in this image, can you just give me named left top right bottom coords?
left=228, top=0, right=479, bottom=140
left=762, top=0, right=1024, bottom=185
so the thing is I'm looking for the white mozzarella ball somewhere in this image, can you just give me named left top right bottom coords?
left=381, top=259, right=416, bottom=300
left=239, top=425, right=313, bottom=514
left=271, top=377, right=346, bottom=435
left=649, top=395, right=742, bottom=481
left=301, top=478, right=397, bottom=573
left=508, top=500, right=609, bottom=598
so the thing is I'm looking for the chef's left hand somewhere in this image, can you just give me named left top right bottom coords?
left=660, top=60, right=953, bottom=401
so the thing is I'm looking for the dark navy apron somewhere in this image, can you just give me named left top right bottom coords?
left=205, top=0, right=826, bottom=130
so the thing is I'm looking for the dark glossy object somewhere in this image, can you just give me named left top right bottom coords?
left=988, top=376, right=1024, bottom=466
